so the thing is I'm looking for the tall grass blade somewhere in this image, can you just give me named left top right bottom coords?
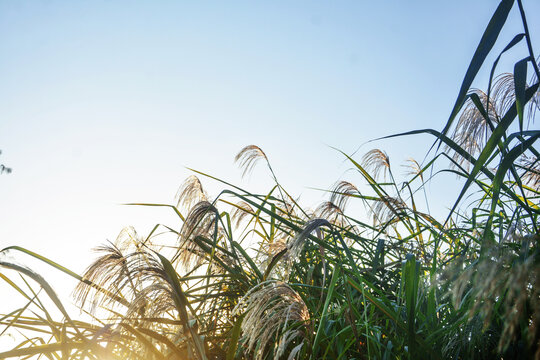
left=513, top=57, right=529, bottom=132
left=311, top=265, right=340, bottom=356
left=155, top=253, right=208, bottom=360
left=442, top=0, right=514, bottom=139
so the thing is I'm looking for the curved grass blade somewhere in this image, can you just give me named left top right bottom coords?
left=487, top=133, right=540, bottom=230
left=1, top=246, right=130, bottom=307
left=311, top=265, right=340, bottom=356
left=155, top=252, right=208, bottom=360
left=0, top=261, right=81, bottom=337
left=513, top=57, right=529, bottom=133
left=124, top=203, right=185, bottom=222
left=226, top=314, right=245, bottom=360
left=442, top=0, right=514, bottom=139
left=0, top=341, right=119, bottom=360
left=486, top=33, right=525, bottom=126
left=402, top=254, right=420, bottom=358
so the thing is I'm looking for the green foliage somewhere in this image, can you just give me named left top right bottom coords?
left=1, top=0, right=539, bottom=359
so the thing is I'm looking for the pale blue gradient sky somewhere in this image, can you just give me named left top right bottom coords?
left=1, top=1, right=539, bottom=296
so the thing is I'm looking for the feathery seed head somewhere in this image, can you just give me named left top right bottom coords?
left=449, top=89, right=498, bottom=169
left=233, top=281, right=310, bottom=360
left=371, top=196, right=408, bottom=225
left=177, top=201, right=220, bottom=269
left=330, top=181, right=358, bottom=213
left=521, top=155, right=540, bottom=192
left=176, top=175, right=208, bottom=210
left=362, top=149, right=391, bottom=180
left=231, top=201, right=255, bottom=229
left=404, top=158, right=423, bottom=180
left=235, top=145, right=268, bottom=178
left=315, top=201, right=346, bottom=226
left=287, top=218, right=328, bottom=261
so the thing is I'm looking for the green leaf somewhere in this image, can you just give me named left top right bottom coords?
left=226, top=314, right=245, bottom=360
left=373, top=238, right=385, bottom=271
left=487, top=133, right=540, bottom=231
left=450, top=82, right=540, bottom=226
left=312, top=266, right=341, bottom=356
left=442, top=0, right=515, bottom=138
left=402, top=254, right=420, bottom=358
left=514, top=57, right=529, bottom=133
left=155, top=253, right=208, bottom=360
left=347, top=276, right=440, bottom=360
left=1, top=246, right=129, bottom=307
left=0, top=341, right=119, bottom=360
left=486, top=33, right=525, bottom=131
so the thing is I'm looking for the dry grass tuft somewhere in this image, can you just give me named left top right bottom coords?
left=403, top=158, right=423, bottom=180
left=362, top=149, right=391, bottom=180
left=232, top=281, right=311, bottom=360
left=176, top=175, right=208, bottom=210
left=491, top=72, right=540, bottom=123
left=450, top=233, right=540, bottom=356
left=177, top=201, right=220, bottom=268
left=371, top=196, right=408, bottom=225
left=315, top=201, right=344, bottom=225
left=449, top=89, right=499, bottom=169
left=330, top=180, right=359, bottom=213
left=235, top=145, right=268, bottom=178
left=521, top=155, right=540, bottom=191
left=74, top=227, right=146, bottom=315
left=231, top=201, right=255, bottom=229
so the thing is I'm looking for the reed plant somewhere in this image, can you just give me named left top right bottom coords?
left=1, top=0, right=539, bottom=358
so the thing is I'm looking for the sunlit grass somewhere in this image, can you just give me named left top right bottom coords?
left=1, top=0, right=539, bottom=359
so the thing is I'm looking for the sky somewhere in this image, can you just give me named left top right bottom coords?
left=1, top=0, right=540, bottom=306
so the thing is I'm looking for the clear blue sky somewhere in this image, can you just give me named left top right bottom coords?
left=1, top=1, right=539, bottom=294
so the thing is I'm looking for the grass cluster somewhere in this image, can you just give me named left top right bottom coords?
left=1, top=0, right=539, bottom=359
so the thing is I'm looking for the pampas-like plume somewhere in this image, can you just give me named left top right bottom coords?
left=74, top=227, right=145, bottom=315
left=235, top=145, right=269, bottom=178
left=74, top=239, right=202, bottom=354
left=371, top=196, right=408, bottom=225
left=330, top=181, right=359, bottom=213
left=287, top=218, right=328, bottom=261
left=491, top=73, right=516, bottom=118
left=315, top=201, right=342, bottom=218
left=521, top=155, right=540, bottom=191
left=450, top=89, right=499, bottom=169
left=176, top=175, right=208, bottom=210
left=491, top=72, right=540, bottom=123
left=267, top=238, right=288, bottom=258
left=74, top=241, right=133, bottom=315
left=450, top=71, right=539, bottom=170
left=362, top=149, right=391, bottom=180
left=258, top=237, right=289, bottom=281
left=124, top=258, right=181, bottom=325
left=177, top=201, right=220, bottom=269
left=230, top=201, right=255, bottom=229
left=262, top=219, right=327, bottom=281
left=235, top=144, right=299, bottom=218
left=232, top=281, right=311, bottom=360
left=276, top=198, right=299, bottom=219
left=404, top=158, right=423, bottom=181
left=315, top=201, right=345, bottom=226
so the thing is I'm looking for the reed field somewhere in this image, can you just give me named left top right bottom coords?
left=1, top=0, right=539, bottom=358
